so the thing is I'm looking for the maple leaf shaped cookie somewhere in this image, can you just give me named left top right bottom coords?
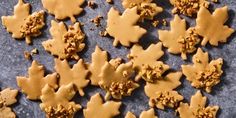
left=106, top=7, right=147, bottom=47
left=1, top=0, right=45, bottom=44
left=177, top=91, right=219, bottom=118
left=41, top=0, right=84, bottom=23
left=181, top=48, right=223, bottom=93
left=122, top=0, right=163, bottom=21
left=158, top=15, right=200, bottom=60
left=144, top=72, right=184, bottom=110
left=83, top=93, right=121, bottom=118
left=0, top=88, right=18, bottom=118
left=88, top=46, right=108, bottom=86
left=99, top=62, right=139, bottom=100
left=195, top=6, right=234, bottom=46
left=16, top=60, right=58, bottom=100
left=128, top=42, right=169, bottom=82
left=42, top=20, right=85, bottom=60
left=125, top=108, right=158, bottom=118
left=40, top=83, right=81, bottom=118
left=54, top=59, right=89, bottom=96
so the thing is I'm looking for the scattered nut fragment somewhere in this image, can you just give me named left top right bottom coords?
left=178, top=91, right=219, bottom=118
left=99, top=30, right=108, bottom=37
left=152, top=20, right=159, bottom=27
left=90, top=16, right=103, bottom=27
left=212, top=0, right=218, bottom=3
left=149, top=91, right=183, bottom=109
left=24, top=51, right=32, bottom=60
left=31, top=48, right=38, bottom=54
left=162, top=19, right=167, bottom=26
left=106, top=0, right=113, bottom=4
left=88, top=0, right=97, bottom=9
left=182, top=48, right=223, bottom=93
left=170, top=0, right=209, bottom=17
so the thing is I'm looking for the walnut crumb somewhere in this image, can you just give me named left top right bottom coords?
left=24, top=51, right=32, bottom=60
left=102, top=80, right=138, bottom=99
left=63, top=26, right=85, bottom=60
left=171, top=0, right=209, bottom=17
left=211, top=0, right=218, bottom=3
left=194, top=107, right=218, bottom=118
left=106, top=0, right=113, bottom=4
left=20, top=11, right=45, bottom=44
left=44, top=104, right=77, bottom=118
left=151, top=91, right=180, bottom=108
left=99, top=30, right=108, bottom=37
left=162, top=19, right=167, bottom=26
left=88, top=0, right=97, bottom=9
left=195, top=63, right=223, bottom=92
left=178, top=28, right=200, bottom=59
left=90, top=16, right=103, bottom=27
left=152, top=20, right=159, bottom=27
left=31, top=48, right=38, bottom=55
left=140, top=64, right=165, bottom=83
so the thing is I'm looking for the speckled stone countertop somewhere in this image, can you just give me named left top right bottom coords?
left=0, top=0, right=236, bottom=118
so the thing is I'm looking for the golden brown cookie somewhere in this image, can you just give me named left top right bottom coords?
left=0, top=88, right=18, bottom=118
left=41, top=0, right=84, bottom=23
left=106, top=7, right=147, bottom=47
left=54, top=59, right=89, bottom=96
left=99, top=62, right=139, bottom=100
left=83, top=93, right=121, bottom=118
left=158, top=15, right=200, bottom=60
left=17, top=60, right=58, bottom=100
left=144, top=72, right=183, bottom=110
left=40, top=83, right=81, bottom=118
left=127, top=42, right=169, bottom=82
left=177, top=91, right=219, bottom=118
left=42, top=20, right=85, bottom=60
left=181, top=48, right=223, bottom=93
left=1, top=0, right=45, bottom=44
left=122, top=0, right=163, bottom=21
left=195, top=6, right=235, bottom=46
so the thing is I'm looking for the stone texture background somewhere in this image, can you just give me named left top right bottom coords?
left=0, top=0, right=236, bottom=118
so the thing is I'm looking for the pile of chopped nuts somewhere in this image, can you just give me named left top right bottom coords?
left=140, top=64, right=165, bottom=83
left=194, top=107, right=217, bottom=118
left=150, top=91, right=180, bottom=108
left=44, top=105, right=77, bottom=118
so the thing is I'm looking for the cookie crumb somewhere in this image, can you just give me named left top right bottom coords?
left=24, top=51, right=32, bottom=60
left=88, top=0, right=97, bottom=9
left=90, top=16, right=103, bottom=27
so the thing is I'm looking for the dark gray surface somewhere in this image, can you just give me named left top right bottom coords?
left=0, top=0, right=236, bottom=118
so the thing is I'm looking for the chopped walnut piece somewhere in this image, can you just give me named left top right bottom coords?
left=63, top=26, right=85, bottom=59
left=170, top=0, right=209, bottom=17
left=90, top=16, right=103, bottom=27
left=44, top=104, right=77, bottom=118
left=162, top=19, right=167, bottom=26
left=211, top=0, right=218, bottom=3
left=150, top=91, right=183, bottom=109
left=178, top=28, right=200, bottom=59
left=138, top=3, right=163, bottom=21
left=152, top=20, right=159, bottom=27
left=88, top=0, right=97, bottom=9
left=24, top=51, right=32, bottom=60
left=102, top=80, right=139, bottom=99
left=99, top=30, right=108, bottom=37
left=194, top=107, right=217, bottom=118
left=195, top=63, right=223, bottom=92
left=106, top=0, right=113, bottom=4
left=140, top=64, right=165, bottom=83
left=31, top=48, right=38, bottom=55
left=20, top=11, right=45, bottom=44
